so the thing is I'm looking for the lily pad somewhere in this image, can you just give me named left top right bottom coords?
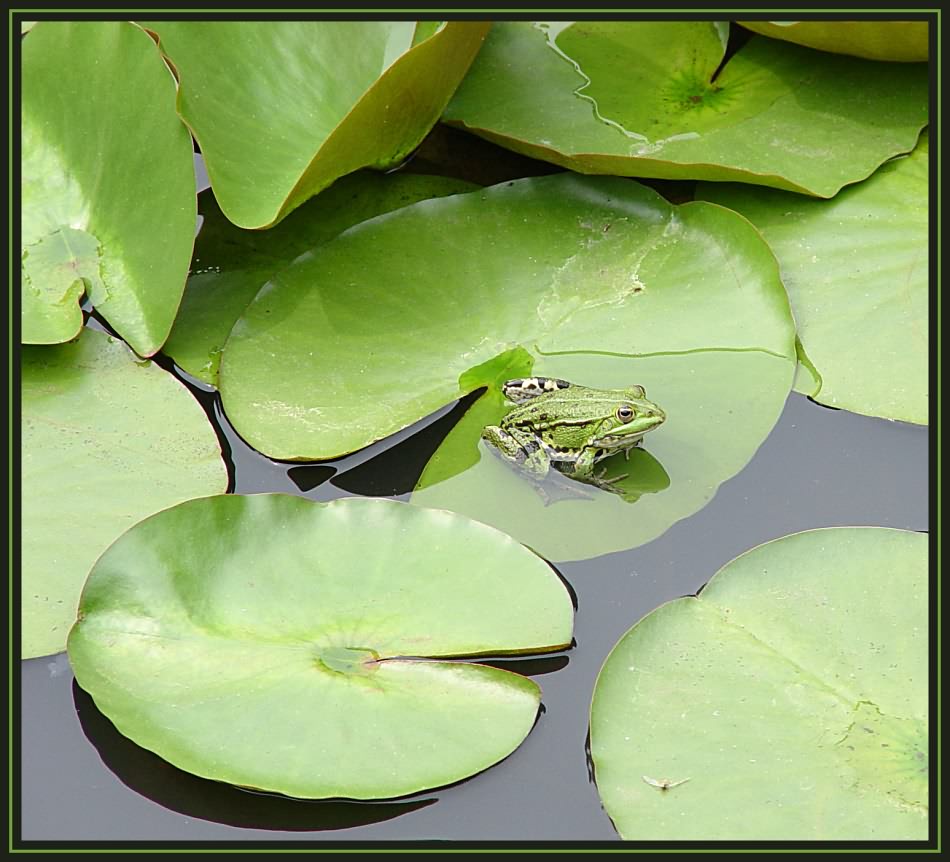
left=22, top=22, right=196, bottom=355
left=739, top=21, right=929, bottom=62
left=219, top=174, right=795, bottom=559
left=145, top=21, right=490, bottom=228
left=590, top=527, right=928, bottom=840
left=22, top=328, right=227, bottom=659
left=697, top=131, right=928, bottom=425
left=412, top=349, right=791, bottom=562
left=443, top=22, right=928, bottom=197
left=165, top=171, right=478, bottom=385
left=67, top=494, right=574, bottom=799
left=221, top=174, right=795, bottom=459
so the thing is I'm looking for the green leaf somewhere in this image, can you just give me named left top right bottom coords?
left=697, top=131, right=928, bottom=425
left=22, top=22, right=196, bottom=355
left=590, top=527, right=927, bottom=840
left=219, top=174, right=795, bottom=559
left=739, top=20, right=928, bottom=62
left=145, top=21, right=490, bottom=228
left=68, top=494, right=574, bottom=799
left=165, top=171, right=478, bottom=385
left=22, top=328, right=228, bottom=658
left=20, top=227, right=96, bottom=344
left=220, top=174, right=796, bottom=462
left=413, top=349, right=787, bottom=562
left=443, top=22, right=927, bottom=197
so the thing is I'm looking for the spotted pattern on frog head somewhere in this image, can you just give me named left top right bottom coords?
left=502, top=377, right=572, bottom=404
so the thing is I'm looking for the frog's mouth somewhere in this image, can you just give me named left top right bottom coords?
left=595, top=412, right=666, bottom=448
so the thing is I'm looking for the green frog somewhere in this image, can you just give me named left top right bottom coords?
left=482, top=377, right=666, bottom=493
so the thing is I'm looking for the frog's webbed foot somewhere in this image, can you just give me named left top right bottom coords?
left=556, top=460, right=633, bottom=499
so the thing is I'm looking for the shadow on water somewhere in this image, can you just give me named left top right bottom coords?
left=330, top=389, right=482, bottom=497
left=286, top=464, right=337, bottom=493
left=72, top=681, right=437, bottom=832
left=479, top=655, right=570, bottom=676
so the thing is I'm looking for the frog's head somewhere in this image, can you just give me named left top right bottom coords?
left=591, top=386, right=666, bottom=450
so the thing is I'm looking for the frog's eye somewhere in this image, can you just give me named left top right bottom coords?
left=617, top=405, right=635, bottom=422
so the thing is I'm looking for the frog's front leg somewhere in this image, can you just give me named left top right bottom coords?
left=563, top=447, right=628, bottom=489
left=482, top=425, right=552, bottom=479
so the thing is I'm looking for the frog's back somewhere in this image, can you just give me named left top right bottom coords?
left=505, top=387, right=620, bottom=427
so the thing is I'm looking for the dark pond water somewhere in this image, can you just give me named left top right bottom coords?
left=20, top=356, right=928, bottom=841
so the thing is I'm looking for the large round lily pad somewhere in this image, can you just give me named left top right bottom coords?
left=739, top=21, right=929, bottom=62
left=145, top=21, right=489, bottom=228
left=219, top=173, right=795, bottom=560
left=22, top=328, right=228, bottom=658
left=590, top=527, right=928, bottom=840
left=165, top=171, right=477, bottom=385
left=67, top=494, right=574, bottom=799
left=220, top=174, right=796, bottom=461
left=698, top=131, right=928, bottom=425
left=443, top=22, right=927, bottom=197
left=22, top=22, right=196, bottom=355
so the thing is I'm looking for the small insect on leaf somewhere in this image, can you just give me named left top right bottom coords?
left=642, top=775, right=691, bottom=791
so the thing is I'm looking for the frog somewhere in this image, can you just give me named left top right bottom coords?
left=481, top=377, right=666, bottom=494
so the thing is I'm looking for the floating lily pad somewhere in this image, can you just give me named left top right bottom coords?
left=590, top=527, right=928, bottom=840
left=698, top=131, right=928, bottom=425
left=22, top=22, right=196, bottom=355
left=443, top=22, right=927, bottom=197
left=221, top=174, right=795, bottom=460
left=165, top=172, right=478, bottom=385
left=145, top=21, right=489, bottom=228
left=22, top=328, right=227, bottom=659
left=68, top=494, right=574, bottom=799
left=218, top=174, right=794, bottom=560
left=739, top=21, right=929, bottom=62
left=412, top=349, right=791, bottom=562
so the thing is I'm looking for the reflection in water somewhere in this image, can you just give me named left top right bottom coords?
left=72, top=682, right=436, bottom=832
left=583, top=446, right=671, bottom=504
left=531, top=446, right=671, bottom=506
